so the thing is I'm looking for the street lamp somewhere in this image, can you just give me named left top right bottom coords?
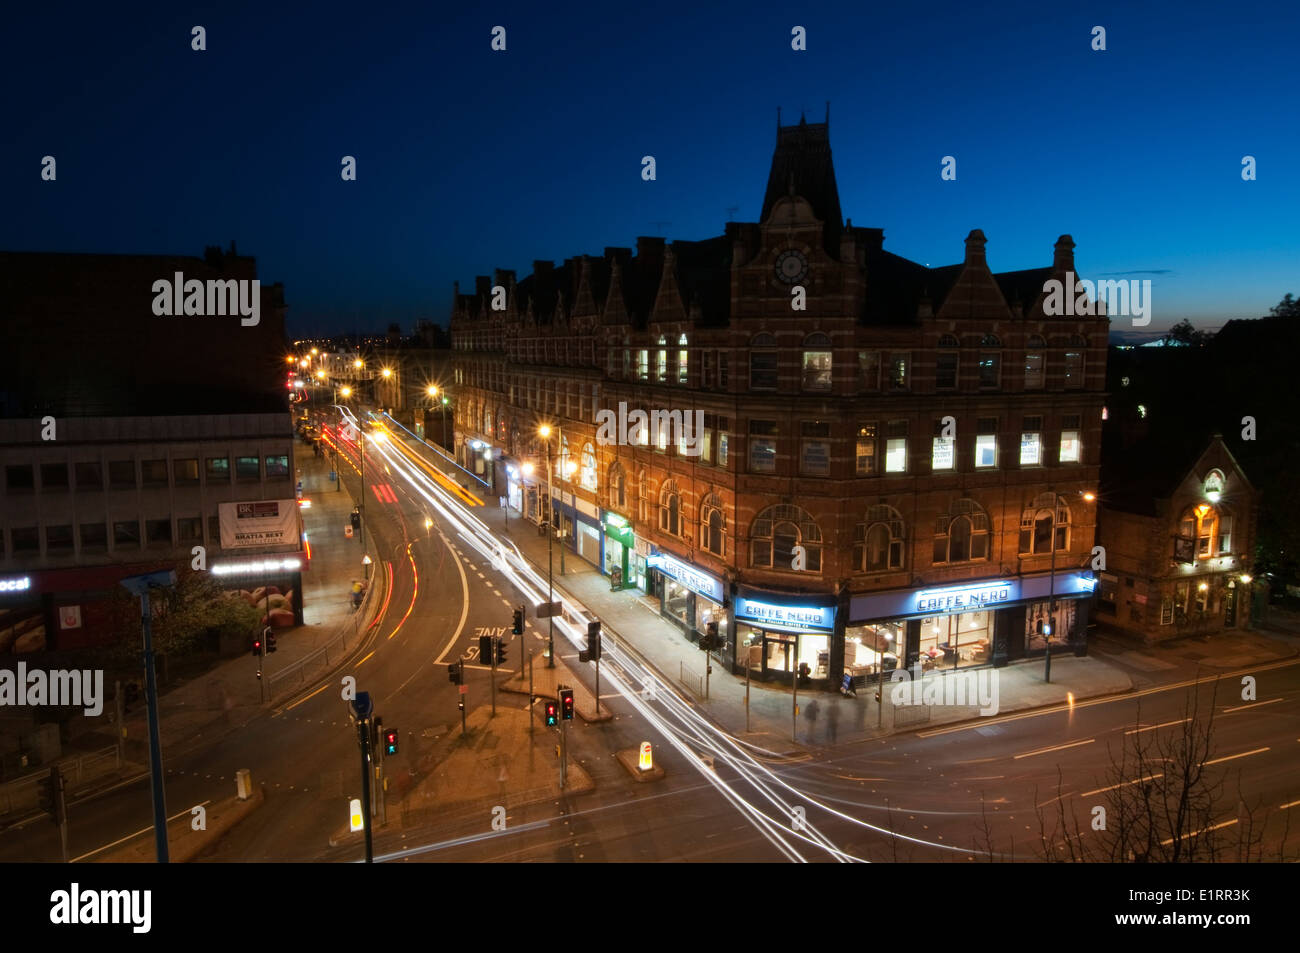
left=361, top=553, right=372, bottom=580
left=539, top=425, right=555, bottom=668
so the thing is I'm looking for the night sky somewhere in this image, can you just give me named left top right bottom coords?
left=4, top=0, right=1296, bottom=338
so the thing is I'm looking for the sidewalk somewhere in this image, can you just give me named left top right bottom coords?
left=111, top=438, right=378, bottom=760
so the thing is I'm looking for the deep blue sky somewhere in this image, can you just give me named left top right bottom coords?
left=4, top=0, right=1296, bottom=337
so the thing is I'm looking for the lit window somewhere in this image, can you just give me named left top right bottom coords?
left=931, top=436, right=954, bottom=471
left=885, top=421, right=908, bottom=473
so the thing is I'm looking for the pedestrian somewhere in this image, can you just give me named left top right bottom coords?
left=805, top=699, right=820, bottom=742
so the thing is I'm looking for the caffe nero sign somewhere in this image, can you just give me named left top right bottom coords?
left=915, top=581, right=1016, bottom=614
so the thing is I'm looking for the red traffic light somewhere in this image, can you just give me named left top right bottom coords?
left=544, top=702, right=558, bottom=727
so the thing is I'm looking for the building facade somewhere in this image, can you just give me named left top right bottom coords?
left=450, top=116, right=1110, bottom=687
left=0, top=247, right=298, bottom=653
left=1096, top=435, right=1259, bottom=641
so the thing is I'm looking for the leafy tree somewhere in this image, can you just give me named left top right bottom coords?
left=1268, top=292, right=1298, bottom=318
left=1163, top=318, right=1209, bottom=346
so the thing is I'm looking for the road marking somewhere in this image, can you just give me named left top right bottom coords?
left=917, top=657, right=1300, bottom=737
left=1080, top=773, right=1164, bottom=797
left=434, top=531, right=471, bottom=664
left=1203, top=746, right=1269, bottom=766
left=1125, top=718, right=1190, bottom=735
left=1222, top=698, right=1282, bottom=713
left=71, top=800, right=213, bottom=862
left=284, top=682, right=331, bottom=711
left=1013, top=738, right=1094, bottom=760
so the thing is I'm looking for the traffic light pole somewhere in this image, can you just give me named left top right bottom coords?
left=560, top=718, right=567, bottom=789
left=356, top=718, right=373, bottom=863
left=490, top=637, right=497, bottom=717
left=138, top=590, right=169, bottom=863
left=528, top=650, right=534, bottom=735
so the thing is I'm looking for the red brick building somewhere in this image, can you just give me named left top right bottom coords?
left=450, top=116, right=1109, bottom=687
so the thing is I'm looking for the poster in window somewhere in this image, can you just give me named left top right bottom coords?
left=1173, top=535, right=1195, bottom=564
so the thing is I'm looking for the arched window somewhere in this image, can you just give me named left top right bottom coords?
left=853, top=505, right=905, bottom=572
left=701, top=493, right=726, bottom=556
left=579, top=442, right=597, bottom=492
left=750, top=332, right=778, bottom=390
left=1179, top=504, right=1231, bottom=558
left=1018, top=493, right=1070, bottom=555
left=750, top=504, right=822, bottom=572
left=659, top=479, right=681, bottom=537
left=802, top=331, right=832, bottom=391
left=936, top=335, right=960, bottom=389
left=979, top=334, right=1002, bottom=388
left=1024, top=335, right=1046, bottom=389
left=608, top=462, right=626, bottom=509
left=656, top=335, right=668, bottom=382
left=677, top=333, right=689, bottom=384
left=637, top=470, right=651, bottom=523
left=933, top=498, right=990, bottom=564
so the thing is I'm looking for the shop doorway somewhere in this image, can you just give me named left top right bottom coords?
left=764, top=634, right=795, bottom=679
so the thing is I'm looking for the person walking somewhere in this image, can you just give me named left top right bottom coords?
left=804, top=699, right=820, bottom=743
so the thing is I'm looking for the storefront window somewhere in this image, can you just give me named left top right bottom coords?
left=916, top=610, right=994, bottom=667
left=664, top=579, right=691, bottom=627
left=844, top=623, right=903, bottom=676
left=1025, top=600, right=1075, bottom=652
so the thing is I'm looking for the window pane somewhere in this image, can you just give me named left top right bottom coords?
left=885, top=438, right=907, bottom=473
left=6, top=465, right=34, bottom=491
left=11, top=527, right=38, bottom=552
left=718, top=432, right=729, bottom=468
left=46, top=524, right=73, bottom=551
left=974, top=434, right=997, bottom=468
left=80, top=522, right=107, bottom=549
left=856, top=426, right=877, bottom=474
left=978, top=353, right=1000, bottom=388
left=1059, top=430, right=1080, bottom=463
left=1064, top=351, right=1084, bottom=388
left=113, top=520, right=140, bottom=547
left=888, top=353, right=908, bottom=391
left=236, top=456, right=260, bottom=479
left=177, top=517, right=203, bottom=541
left=802, top=351, right=832, bottom=390
left=936, top=352, right=958, bottom=389
left=142, top=459, right=168, bottom=485
left=1024, top=352, right=1044, bottom=389
left=800, top=440, right=831, bottom=476
left=174, top=458, right=200, bottom=483
left=41, top=463, right=69, bottom=488
left=931, top=437, right=954, bottom=470
left=750, top=352, right=779, bottom=390
left=858, top=351, right=880, bottom=390
left=750, top=439, right=777, bottom=473
left=109, top=460, right=136, bottom=488
left=265, top=455, right=289, bottom=479
left=1020, top=432, right=1041, bottom=465
left=75, top=462, right=102, bottom=488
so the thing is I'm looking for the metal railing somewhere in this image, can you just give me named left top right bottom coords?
left=0, top=744, right=122, bottom=817
left=678, top=661, right=704, bottom=699
left=265, top=574, right=375, bottom=700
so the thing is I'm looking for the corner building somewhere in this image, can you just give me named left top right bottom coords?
left=450, top=116, right=1109, bottom=688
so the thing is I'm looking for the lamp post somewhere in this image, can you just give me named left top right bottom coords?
left=539, top=425, right=556, bottom=668
left=361, top=553, right=372, bottom=580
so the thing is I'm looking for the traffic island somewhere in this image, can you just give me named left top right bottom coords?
left=328, top=704, right=595, bottom=846
left=503, top=653, right=614, bottom=723
left=616, top=746, right=664, bottom=783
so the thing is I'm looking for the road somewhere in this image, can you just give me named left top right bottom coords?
left=4, top=408, right=1295, bottom=863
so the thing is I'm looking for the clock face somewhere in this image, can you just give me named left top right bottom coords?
left=775, top=248, right=808, bottom=284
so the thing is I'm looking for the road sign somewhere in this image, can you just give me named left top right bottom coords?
left=345, top=525, right=354, bottom=538
left=639, top=742, right=653, bottom=771
left=535, top=601, right=562, bottom=619
left=459, top=684, right=468, bottom=695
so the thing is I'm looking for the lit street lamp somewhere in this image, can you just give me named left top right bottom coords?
left=362, top=553, right=372, bottom=580
left=539, top=425, right=555, bottom=668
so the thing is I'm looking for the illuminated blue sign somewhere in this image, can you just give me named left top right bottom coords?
left=648, top=551, right=724, bottom=603
left=915, top=581, right=1016, bottom=614
left=734, top=597, right=835, bottom=633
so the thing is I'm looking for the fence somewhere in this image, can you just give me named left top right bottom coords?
left=265, top=577, right=375, bottom=701
left=0, top=744, right=122, bottom=817
left=678, top=661, right=704, bottom=699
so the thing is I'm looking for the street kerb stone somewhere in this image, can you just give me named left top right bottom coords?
left=616, top=747, right=665, bottom=782
left=92, top=785, right=264, bottom=862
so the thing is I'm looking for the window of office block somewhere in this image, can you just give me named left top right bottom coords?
left=750, top=333, right=779, bottom=390
left=856, top=424, right=878, bottom=475
left=6, top=465, right=34, bottom=492
left=888, top=352, right=909, bottom=391
left=802, top=333, right=833, bottom=391
left=114, top=520, right=141, bottom=548
left=80, top=522, right=107, bottom=550
left=265, top=455, right=290, bottom=479
left=146, top=519, right=172, bottom=546
left=800, top=421, right=832, bottom=476
left=174, top=458, right=200, bottom=485
left=1020, top=416, right=1043, bottom=466
left=75, top=462, right=103, bottom=489
left=884, top=420, right=908, bottom=473
left=236, top=456, right=260, bottom=480
left=141, top=459, right=168, bottom=486
left=109, top=460, right=136, bottom=489
left=1059, top=413, right=1082, bottom=463
left=975, top=417, right=998, bottom=469
left=46, top=524, right=73, bottom=552
left=857, top=350, right=881, bottom=391
left=177, top=517, right=203, bottom=542
left=11, top=527, right=38, bottom=553
left=749, top=419, right=778, bottom=473
left=40, top=463, right=69, bottom=489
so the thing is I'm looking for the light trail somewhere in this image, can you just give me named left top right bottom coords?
left=339, top=407, right=976, bottom=862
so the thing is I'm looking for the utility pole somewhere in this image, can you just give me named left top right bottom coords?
left=791, top=664, right=799, bottom=743
left=1046, top=486, right=1058, bottom=684
left=350, top=692, right=374, bottom=863
left=745, top=664, right=751, bottom=732
left=528, top=650, right=535, bottom=735
left=490, top=636, right=498, bottom=717
left=546, top=438, right=555, bottom=668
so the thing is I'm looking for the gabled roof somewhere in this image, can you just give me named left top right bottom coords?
left=761, top=116, right=842, bottom=256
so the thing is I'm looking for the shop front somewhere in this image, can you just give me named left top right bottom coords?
left=846, top=572, right=1094, bottom=682
left=551, top=493, right=603, bottom=571
left=734, top=589, right=837, bottom=686
left=601, top=511, right=638, bottom=590
left=646, top=551, right=727, bottom=650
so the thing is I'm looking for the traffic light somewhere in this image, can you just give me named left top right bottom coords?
left=560, top=688, right=574, bottom=721
left=251, top=636, right=263, bottom=657
left=479, top=634, right=492, bottom=661
left=265, top=627, right=277, bottom=654
left=383, top=728, right=398, bottom=756
left=448, top=660, right=462, bottom=684
left=512, top=607, right=524, bottom=635
left=494, top=638, right=506, bottom=666
left=580, top=619, right=601, bottom=663
left=544, top=700, right=558, bottom=727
